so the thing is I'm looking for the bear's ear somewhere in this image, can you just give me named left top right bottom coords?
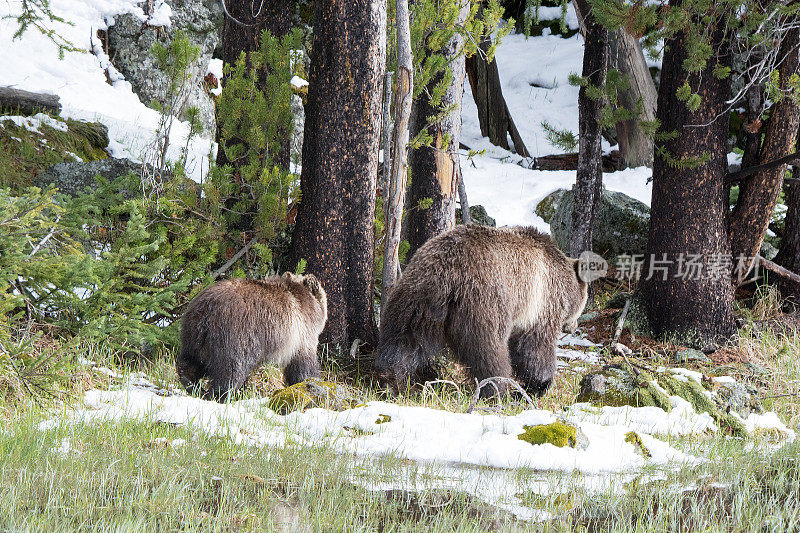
left=303, top=274, right=325, bottom=299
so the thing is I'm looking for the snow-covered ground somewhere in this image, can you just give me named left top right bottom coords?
left=40, top=366, right=794, bottom=521
left=460, top=30, right=656, bottom=230
left=0, top=0, right=214, bottom=182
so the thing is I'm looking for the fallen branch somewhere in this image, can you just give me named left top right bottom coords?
left=29, top=214, right=61, bottom=257
left=613, top=298, right=631, bottom=343
left=465, top=376, right=536, bottom=414
left=211, top=236, right=259, bottom=279
left=0, top=86, right=61, bottom=116
left=726, top=151, right=800, bottom=184
left=757, top=255, right=800, bottom=285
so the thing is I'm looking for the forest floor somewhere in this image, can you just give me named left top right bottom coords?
left=2, top=286, right=799, bottom=531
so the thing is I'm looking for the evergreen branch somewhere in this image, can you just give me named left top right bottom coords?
left=726, top=150, right=800, bottom=184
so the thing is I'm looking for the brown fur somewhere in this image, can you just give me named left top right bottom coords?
left=376, top=225, right=588, bottom=397
left=177, top=272, right=327, bottom=401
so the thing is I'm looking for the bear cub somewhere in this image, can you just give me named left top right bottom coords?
left=376, top=225, right=588, bottom=397
left=177, top=272, right=327, bottom=401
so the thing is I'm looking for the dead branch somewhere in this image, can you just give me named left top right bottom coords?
left=465, top=377, right=536, bottom=414
left=757, top=255, right=800, bottom=285
left=613, top=298, right=631, bottom=343
left=211, top=236, right=259, bottom=279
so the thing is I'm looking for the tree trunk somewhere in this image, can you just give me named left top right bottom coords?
left=570, top=0, right=607, bottom=259
left=405, top=2, right=470, bottom=258
left=572, top=1, right=656, bottom=168
left=775, top=179, right=800, bottom=302
left=381, top=0, right=413, bottom=308
left=290, top=0, right=387, bottom=349
left=0, top=87, right=61, bottom=116
left=607, top=31, right=656, bottom=168
left=639, top=13, right=737, bottom=345
left=728, top=25, right=800, bottom=282
left=464, top=11, right=530, bottom=157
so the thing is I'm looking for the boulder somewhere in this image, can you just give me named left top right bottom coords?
left=35, top=158, right=141, bottom=197
left=546, top=188, right=650, bottom=260
left=106, top=0, right=222, bottom=138
left=268, top=378, right=358, bottom=414
left=456, top=205, right=497, bottom=227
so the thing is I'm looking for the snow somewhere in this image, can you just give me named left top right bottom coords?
left=206, top=58, right=223, bottom=96
left=1, top=113, right=69, bottom=134
left=39, top=375, right=711, bottom=520
left=459, top=31, right=654, bottom=231
left=290, top=75, right=309, bottom=89
left=0, top=0, right=213, bottom=182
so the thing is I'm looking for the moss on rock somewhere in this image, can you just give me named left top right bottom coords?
left=624, top=431, right=651, bottom=457
left=518, top=421, right=579, bottom=448
left=268, top=378, right=356, bottom=414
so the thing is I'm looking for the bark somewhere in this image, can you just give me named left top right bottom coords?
left=607, top=31, right=656, bottom=168
left=775, top=178, right=800, bottom=302
left=381, top=0, right=413, bottom=308
left=290, top=0, right=387, bottom=349
left=0, top=87, right=61, bottom=116
left=639, top=12, right=737, bottom=345
left=572, top=1, right=656, bottom=169
left=405, top=2, right=470, bottom=258
left=465, top=10, right=530, bottom=157
left=570, top=0, right=607, bottom=259
left=729, top=25, right=800, bottom=281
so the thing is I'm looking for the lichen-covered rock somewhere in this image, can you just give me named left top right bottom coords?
left=106, top=0, right=221, bottom=138
left=673, top=349, right=712, bottom=365
left=35, top=158, right=140, bottom=197
left=576, top=366, right=672, bottom=411
left=268, top=378, right=357, bottom=414
left=518, top=421, right=588, bottom=449
left=535, top=189, right=567, bottom=224
left=548, top=188, right=650, bottom=260
left=577, top=364, right=751, bottom=436
left=714, top=379, right=763, bottom=418
left=624, top=431, right=651, bottom=457
left=456, top=205, right=497, bottom=227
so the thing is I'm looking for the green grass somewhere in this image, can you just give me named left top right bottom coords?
left=0, top=317, right=797, bottom=531
left=0, top=115, right=108, bottom=189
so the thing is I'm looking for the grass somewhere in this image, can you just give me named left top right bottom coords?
left=0, top=114, right=108, bottom=189
left=1, top=293, right=798, bottom=531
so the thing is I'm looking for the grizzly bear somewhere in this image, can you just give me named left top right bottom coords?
left=177, top=272, right=327, bottom=401
left=376, top=225, right=588, bottom=397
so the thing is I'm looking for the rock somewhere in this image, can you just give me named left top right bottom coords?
left=35, top=158, right=141, bottom=196
left=548, top=188, right=650, bottom=260
left=673, top=348, right=712, bottom=365
left=535, top=189, right=566, bottom=224
left=268, top=378, right=357, bottom=414
left=577, top=311, right=599, bottom=324
left=612, top=343, right=633, bottom=356
left=760, top=240, right=779, bottom=261
left=106, top=0, right=221, bottom=138
left=456, top=205, right=497, bottom=227
left=518, top=421, right=589, bottom=449
left=714, top=379, right=763, bottom=418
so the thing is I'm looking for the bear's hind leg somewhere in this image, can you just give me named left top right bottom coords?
left=449, top=326, right=513, bottom=398
left=283, top=344, right=321, bottom=386
left=508, top=327, right=558, bottom=397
